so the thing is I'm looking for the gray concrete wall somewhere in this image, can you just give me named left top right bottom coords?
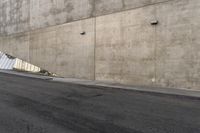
left=0, top=19, right=95, bottom=80
left=29, top=19, right=95, bottom=79
left=0, top=0, right=169, bottom=35
left=0, top=33, right=30, bottom=61
left=0, top=0, right=30, bottom=35
left=155, top=0, right=200, bottom=89
left=96, top=0, right=200, bottom=89
left=0, top=0, right=200, bottom=90
left=96, top=5, right=156, bottom=86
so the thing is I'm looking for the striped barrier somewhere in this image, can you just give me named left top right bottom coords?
left=0, top=51, right=40, bottom=73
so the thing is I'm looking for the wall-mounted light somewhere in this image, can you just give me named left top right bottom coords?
left=80, top=31, right=86, bottom=35
left=151, top=20, right=159, bottom=25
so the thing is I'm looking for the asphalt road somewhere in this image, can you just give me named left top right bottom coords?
left=0, top=73, right=199, bottom=133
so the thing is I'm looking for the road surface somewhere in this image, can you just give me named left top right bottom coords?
left=0, top=73, right=199, bottom=133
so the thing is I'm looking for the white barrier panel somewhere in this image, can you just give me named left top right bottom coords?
left=0, top=51, right=40, bottom=73
left=13, top=59, right=41, bottom=73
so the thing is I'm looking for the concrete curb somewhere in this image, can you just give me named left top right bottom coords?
left=1, top=70, right=200, bottom=99
left=0, top=70, right=53, bottom=80
left=52, top=78, right=200, bottom=99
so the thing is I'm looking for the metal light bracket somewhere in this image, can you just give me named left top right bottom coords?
left=151, top=20, right=159, bottom=25
left=80, top=31, right=86, bottom=35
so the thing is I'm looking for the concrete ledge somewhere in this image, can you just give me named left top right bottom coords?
left=0, top=70, right=53, bottom=80
left=53, top=77, right=200, bottom=99
left=1, top=70, right=200, bottom=99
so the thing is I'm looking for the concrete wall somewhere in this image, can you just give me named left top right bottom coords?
left=96, top=5, right=156, bottom=86
left=0, top=0, right=169, bottom=35
left=0, top=0, right=30, bottom=35
left=95, top=0, right=200, bottom=89
left=0, top=33, right=30, bottom=61
left=29, top=19, right=95, bottom=79
left=0, top=0, right=200, bottom=90
left=156, top=0, right=200, bottom=89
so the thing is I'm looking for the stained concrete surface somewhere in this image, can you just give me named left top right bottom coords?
left=95, top=0, right=200, bottom=89
left=29, top=18, right=95, bottom=79
left=0, top=0, right=170, bottom=35
left=95, top=5, right=156, bottom=86
left=0, top=73, right=200, bottom=133
left=155, top=0, right=200, bottom=89
left=0, top=33, right=30, bottom=62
